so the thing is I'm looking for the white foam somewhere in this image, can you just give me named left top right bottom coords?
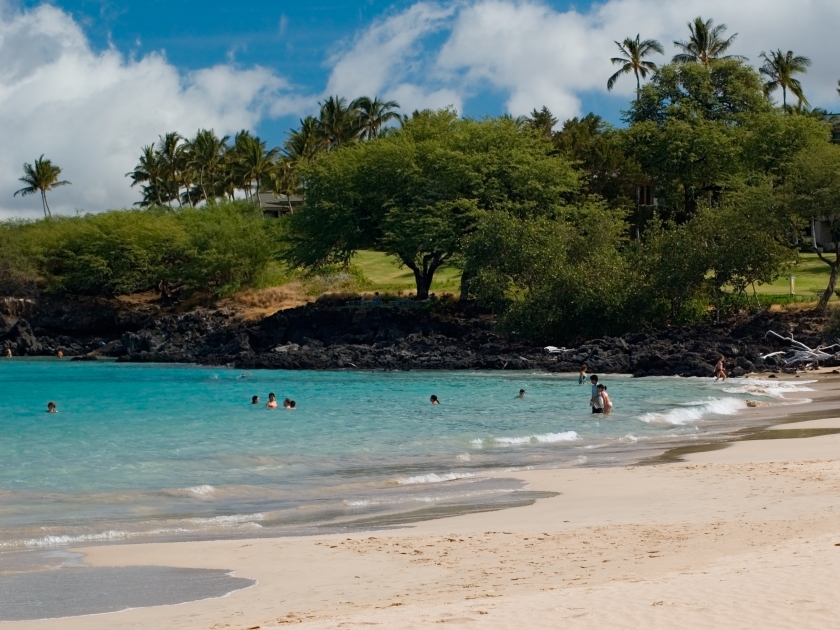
left=24, top=530, right=129, bottom=547
left=396, top=472, right=475, bottom=485
left=475, top=431, right=580, bottom=446
left=185, top=485, right=215, bottom=497
left=186, top=513, right=264, bottom=525
left=637, top=397, right=746, bottom=426
left=723, top=378, right=815, bottom=398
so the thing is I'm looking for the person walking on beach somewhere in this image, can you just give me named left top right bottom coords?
left=590, top=375, right=604, bottom=414
left=598, top=384, right=613, bottom=414
left=714, top=356, right=727, bottom=382
left=578, top=364, right=588, bottom=385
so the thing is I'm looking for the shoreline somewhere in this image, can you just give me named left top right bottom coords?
left=3, top=372, right=839, bottom=627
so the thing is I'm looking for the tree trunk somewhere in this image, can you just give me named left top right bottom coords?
left=816, top=239, right=840, bottom=308
left=413, top=268, right=433, bottom=300
left=402, top=254, right=444, bottom=300
left=41, top=189, right=51, bottom=218
left=459, top=266, right=474, bottom=301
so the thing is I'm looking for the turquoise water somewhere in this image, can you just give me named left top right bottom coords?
left=0, top=360, right=810, bottom=549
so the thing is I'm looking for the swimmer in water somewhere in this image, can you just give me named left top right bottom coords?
left=288, top=400, right=296, bottom=409
left=518, top=389, right=526, bottom=398
left=598, top=384, right=613, bottom=414
left=56, top=350, right=64, bottom=359
left=47, top=402, right=57, bottom=413
left=283, top=398, right=291, bottom=409
left=430, top=395, right=440, bottom=405
left=589, top=375, right=603, bottom=414
left=578, top=363, right=588, bottom=385
left=266, top=393, right=278, bottom=409
left=251, top=395, right=260, bottom=405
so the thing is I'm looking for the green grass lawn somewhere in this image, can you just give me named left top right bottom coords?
left=352, top=250, right=462, bottom=295
left=753, top=253, right=833, bottom=300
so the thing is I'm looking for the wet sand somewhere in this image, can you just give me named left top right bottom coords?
left=4, top=373, right=840, bottom=629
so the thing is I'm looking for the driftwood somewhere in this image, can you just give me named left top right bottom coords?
left=761, top=331, right=840, bottom=368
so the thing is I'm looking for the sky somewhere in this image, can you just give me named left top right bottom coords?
left=2, top=0, right=840, bottom=218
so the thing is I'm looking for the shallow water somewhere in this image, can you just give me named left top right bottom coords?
left=0, top=360, right=813, bottom=550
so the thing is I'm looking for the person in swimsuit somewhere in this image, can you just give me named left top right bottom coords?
left=590, top=375, right=603, bottom=413
left=598, top=384, right=613, bottom=414
left=714, top=356, right=727, bottom=382
left=4, top=348, right=11, bottom=358
left=430, top=395, right=440, bottom=405
left=518, top=389, right=526, bottom=398
left=47, top=402, right=57, bottom=413
left=251, top=395, right=260, bottom=405
left=288, top=400, right=296, bottom=409
left=578, top=364, right=588, bottom=385
left=266, top=393, right=278, bottom=409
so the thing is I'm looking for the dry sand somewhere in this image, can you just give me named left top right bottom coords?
left=7, top=375, right=840, bottom=629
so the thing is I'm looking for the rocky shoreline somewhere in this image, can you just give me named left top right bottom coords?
left=1, top=295, right=837, bottom=376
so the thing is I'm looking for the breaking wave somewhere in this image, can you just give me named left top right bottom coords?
left=637, top=397, right=746, bottom=426
left=472, top=431, right=580, bottom=446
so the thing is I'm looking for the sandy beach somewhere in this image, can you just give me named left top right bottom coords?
left=5, top=374, right=840, bottom=629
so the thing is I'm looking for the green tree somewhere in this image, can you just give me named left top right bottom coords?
left=672, top=17, right=747, bottom=65
left=14, top=155, right=71, bottom=218
left=607, top=35, right=664, bottom=97
left=317, top=96, right=362, bottom=149
left=285, top=110, right=579, bottom=298
left=351, top=96, right=401, bottom=140
left=126, top=145, right=165, bottom=207
left=782, top=143, right=840, bottom=306
left=188, top=129, right=230, bottom=203
left=525, top=106, right=558, bottom=138
left=759, top=49, right=811, bottom=109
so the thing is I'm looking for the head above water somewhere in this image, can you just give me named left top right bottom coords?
left=251, top=395, right=259, bottom=404
left=430, top=395, right=439, bottom=404
left=268, top=393, right=276, bottom=401
left=590, top=375, right=599, bottom=384
left=597, top=384, right=605, bottom=391
left=289, top=400, right=296, bottom=409
left=519, top=389, right=526, bottom=397
left=47, top=401, right=56, bottom=412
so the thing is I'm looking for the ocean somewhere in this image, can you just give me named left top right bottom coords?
left=0, top=359, right=813, bottom=551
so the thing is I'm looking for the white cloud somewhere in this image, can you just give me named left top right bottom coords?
left=327, top=0, right=840, bottom=120
left=0, top=3, right=301, bottom=218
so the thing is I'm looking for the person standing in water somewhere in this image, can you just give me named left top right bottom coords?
left=518, top=389, right=526, bottom=398
left=4, top=348, right=11, bottom=358
left=598, top=384, right=613, bottom=414
left=430, top=395, right=440, bottom=405
left=266, top=393, right=278, bottom=409
left=714, top=356, right=727, bottom=382
left=47, top=402, right=57, bottom=413
left=589, top=375, right=603, bottom=413
left=578, top=364, right=588, bottom=385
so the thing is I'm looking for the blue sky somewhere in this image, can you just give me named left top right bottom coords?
left=3, top=0, right=839, bottom=217
left=19, top=0, right=621, bottom=146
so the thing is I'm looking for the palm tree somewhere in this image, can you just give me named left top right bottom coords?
left=673, top=17, right=746, bottom=65
left=126, top=145, right=165, bottom=206
left=155, top=132, right=185, bottom=206
left=230, top=131, right=279, bottom=200
left=607, top=35, right=664, bottom=97
left=317, top=96, right=362, bottom=149
left=14, top=155, right=71, bottom=217
left=351, top=96, right=401, bottom=140
left=759, top=50, right=811, bottom=109
left=525, top=107, right=558, bottom=138
left=188, top=129, right=230, bottom=203
left=284, top=116, right=323, bottom=163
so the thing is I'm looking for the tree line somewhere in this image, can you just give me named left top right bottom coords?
left=6, top=15, right=840, bottom=344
